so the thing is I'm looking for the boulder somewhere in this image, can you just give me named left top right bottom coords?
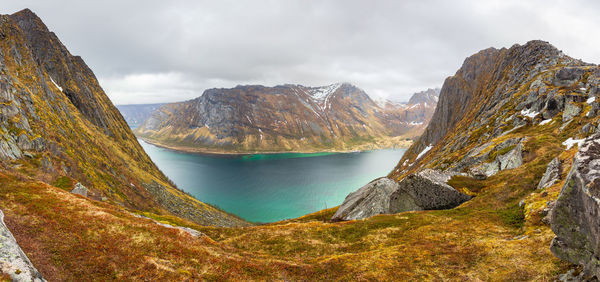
left=331, top=178, right=399, bottom=221
left=550, top=134, right=600, bottom=279
left=0, top=210, right=46, bottom=281
left=562, top=103, right=581, bottom=122
left=389, top=170, right=472, bottom=213
left=332, top=170, right=472, bottom=221
left=498, top=142, right=523, bottom=170
left=70, top=182, right=87, bottom=197
left=552, top=67, right=584, bottom=87
left=537, top=157, right=562, bottom=189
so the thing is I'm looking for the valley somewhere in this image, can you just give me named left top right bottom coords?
left=0, top=5, right=599, bottom=282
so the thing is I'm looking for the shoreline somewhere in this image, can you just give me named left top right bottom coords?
left=137, top=137, right=412, bottom=156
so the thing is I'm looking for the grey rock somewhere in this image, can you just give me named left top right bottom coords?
left=70, top=182, right=87, bottom=197
left=0, top=210, right=46, bottom=282
left=552, top=67, right=584, bottom=87
left=331, top=178, right=400, bottom=221
left=332, top=170, right=471, bottom=221
left=562, top=103, right=581, bottom=122
left=389, top=170, right=472, bottom=213
left=550, top=133, right=600, bottom=279
left=587, top=102, right=599, bottom=118
left=498, top=142, right=523, bottom=170
left=581, top=123, right=595, bottom=135
left=537, top=157, right=562, bottom=189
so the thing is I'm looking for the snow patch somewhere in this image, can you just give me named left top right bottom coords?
left=587, top=96, right=596, bottom=104
left=50, top=76, right=63, bottom=92
left=563, top=137, right=585, bottom=150
left=521, top=108, right=539, bottom=118
left=416, top=144, right=433, bottom=160
left=539, top=119, right=552, bottom=125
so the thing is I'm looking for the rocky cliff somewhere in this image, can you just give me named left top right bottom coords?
left=134, top=84, right=437, bottom=153
left=335, top=40, right=600, bottom=277
left=0, top=9, right=246, bottom=227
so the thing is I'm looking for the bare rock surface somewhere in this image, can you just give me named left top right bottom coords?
left=550, top=134, right=600, bottom=279
left=538, top=157, right=562, bottom=189
left=332, top=170, right=471, bottom=221
left=0, top=210, right=45, bottom=281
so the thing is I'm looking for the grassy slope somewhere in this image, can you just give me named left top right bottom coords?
left=2, top=123, right=574, bottom=280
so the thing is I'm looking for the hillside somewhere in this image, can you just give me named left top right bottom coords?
left=1, top=8, right=596, bottom=280
left=134, top=84, right=437, bottom=153
left=115, top=103, right=165, bottom=128
left=0, top=9, right=246, bottom=229
left=333, top=40, right=600, bottom=279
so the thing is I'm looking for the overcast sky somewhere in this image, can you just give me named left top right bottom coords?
left=1, top=0, right=599, bottom=104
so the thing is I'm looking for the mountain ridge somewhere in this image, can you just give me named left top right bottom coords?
left=0, top=8, right=246, bottom=227
left=132, top=83, right=438, bottom=153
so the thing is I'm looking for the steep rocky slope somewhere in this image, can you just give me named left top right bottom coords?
left=333, top=40, right=600, bottom=278
left=116, top=103, right=165, bottom=128
left=0, top=9, right=245, bottom=227
left=134, top=84, right=437, bottom=153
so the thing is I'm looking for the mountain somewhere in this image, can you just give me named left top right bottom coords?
left=3, top=9, right=594, bottom=280
left=116, top=103, right=165, bottom=128
left=334, top=40, right=600, bottom=278
left=134, top=84, right=437, bottom=153
left=407, top=88, right=440, bottom=105
left=0, top=9, right=246, bottom=229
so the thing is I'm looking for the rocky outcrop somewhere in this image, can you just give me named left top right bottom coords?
left=331, top=178, right=399, bottom=221
left=70, top=182, right=87, bottom=197
left=135, top=84, right=437, bottom=152
left=332, top=170, right=471, bottom=221
left=537, top=157, right=562, bottom=189
left=550, top=134, right=600, bottom=279
left=0, top=210, right=45, bottom=281
left=393, top=40, right=593, bottom=175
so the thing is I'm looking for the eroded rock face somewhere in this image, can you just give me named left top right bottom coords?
left=390, top=170, right=472, bottom=213
left=538, top=157, right=562, bottom=189
left=0, top=210, right=46, bottom=282
left=331, top=178, right=399, bottom=221
left=550, top=134, right=600, bottom=279
left=332, top=170, right=471, bottom=221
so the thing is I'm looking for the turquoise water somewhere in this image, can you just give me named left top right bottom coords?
left=139, top=140, right=405, bottom=223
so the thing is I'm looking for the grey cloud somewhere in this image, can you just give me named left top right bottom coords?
left=1, top=0, right=598, bottom=104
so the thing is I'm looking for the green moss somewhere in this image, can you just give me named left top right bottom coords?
left=52, top=176, right=73, bottom=191
left=495, top=204, right=525, bottom=229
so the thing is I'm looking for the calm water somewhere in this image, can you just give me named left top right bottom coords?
left=140, top=140, right=405, bottom=223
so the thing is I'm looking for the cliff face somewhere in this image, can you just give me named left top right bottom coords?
left=135, top=83, right=436, bottom=152
left=0, top=9, right=245, bottom=227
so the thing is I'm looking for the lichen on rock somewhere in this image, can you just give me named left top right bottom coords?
left=550, top=134, right=600, bottom=279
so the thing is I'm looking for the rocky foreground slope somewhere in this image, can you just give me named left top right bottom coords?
left=0, top=9, right=596, bottom=280
left=134, top=84, right=437, bottom=153
left=333, top=40, right=600, bottom=279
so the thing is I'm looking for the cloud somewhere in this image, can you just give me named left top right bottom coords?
left=1, top=0, right=598, bottom=104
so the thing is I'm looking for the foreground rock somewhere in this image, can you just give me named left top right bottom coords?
left=0, top=210, right=45, bottom=281
left=550, top=134, right=600, bottom=279
left=332, top=170, right=471, bottom=221
left=70, top=182, right=88, bottom=197
left=537, top=157, right=562, bottom=189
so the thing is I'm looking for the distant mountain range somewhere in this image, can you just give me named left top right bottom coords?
left=116, top=103, right=165, bottom=128
left=122, top=84, right=439, bottom=153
